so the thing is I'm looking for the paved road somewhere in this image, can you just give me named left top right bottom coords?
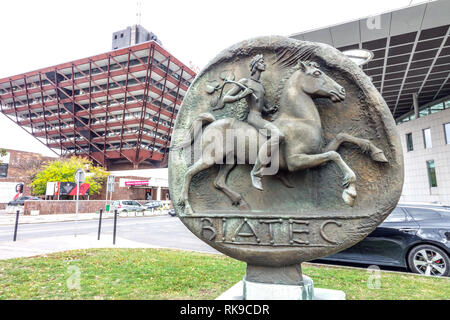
left=0, top=215, right=218, bottom=254
left=0, top=215, right=418, bottom=274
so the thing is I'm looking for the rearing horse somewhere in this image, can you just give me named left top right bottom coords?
left=177, top=61, right=388, bottom=213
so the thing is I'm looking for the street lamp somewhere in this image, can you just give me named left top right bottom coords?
left=342, top=49, right=374, bottom=67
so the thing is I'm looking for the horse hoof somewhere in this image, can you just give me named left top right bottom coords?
left=342, top=188, right=356, bottom=207
left=238, top=201, right=251, bottom=211
left=277, top=174, right=295, bottom=188
left=342, top=191, right=355, bottom=207
left=251, top=173, right=264, bottom=191
left=371, top=148, right=388, bottom=163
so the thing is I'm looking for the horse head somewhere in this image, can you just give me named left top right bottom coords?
left=297, top=61, right=346, bottom=102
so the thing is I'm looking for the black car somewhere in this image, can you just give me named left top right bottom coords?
left=317, top=203, right=450, bottom=277
left=7, top=196, right=41, bottom=206
left=168, top=208, right=176, bottom=217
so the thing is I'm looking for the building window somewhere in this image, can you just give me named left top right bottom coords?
left=114, top=35, right=117, bottom=40
left=120, top=33, right=124, bottom=38
left=445, top=100, right=450, bottom=109
left=406, top=133, right=413, bottom=151
left=419, top=108, right=429, bottom=117
left=445, top=123, right=450, bottom=145
left=430, top=102, right=444, bottom=114
left=426, top=160, right=437, bottom=188
left=423, top=128, right=432, bottom=149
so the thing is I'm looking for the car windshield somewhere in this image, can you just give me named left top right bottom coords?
left=384, top=207, right=406, bottom=222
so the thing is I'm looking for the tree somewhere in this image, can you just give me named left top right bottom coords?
left=0, top=148, right=6, bottom=163
left=31, top=156, right=109, bottom=196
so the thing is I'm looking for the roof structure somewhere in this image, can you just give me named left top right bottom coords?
left=0, top=41, right=196, bottom=169
left=290, top=0, right=450, bottom=119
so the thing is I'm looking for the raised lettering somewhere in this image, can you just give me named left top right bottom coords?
left=201, top=218, right=216, bottom=241
left=259, top=219, right=282, bottom=245
left=289, top=219, right=310, bottom=245
left=232, top=218, right=260, bottom=243
left=320, top=220, right=342, bottom=244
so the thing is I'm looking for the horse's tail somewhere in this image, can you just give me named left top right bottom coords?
left=172, top=112, right=216, bottom=149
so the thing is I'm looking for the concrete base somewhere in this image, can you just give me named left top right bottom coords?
left=244, top=275, right=314, bottom=300
left=216, top=279, right=345, bottom=300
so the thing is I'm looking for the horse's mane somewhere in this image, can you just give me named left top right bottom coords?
left=274, top=45, right=317, bottom=69
left=273, top=45, right=319, bottom=108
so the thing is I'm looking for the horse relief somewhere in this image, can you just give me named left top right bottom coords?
left=177, top=58, right=389, bottom=214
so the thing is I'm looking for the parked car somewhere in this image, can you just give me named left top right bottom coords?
left=111, top=200, right=145, bottom=213
left=316, top=203, right=450, bottom=277
left=143, top=201, right=164, bottom=210
left=7, top=196, right=42, bottom=206
left=168, top=208, right=176, bottom=217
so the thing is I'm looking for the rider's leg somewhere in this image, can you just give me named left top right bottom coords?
left=252, top=130, right=282, bottom=176
left=250, top=123, right=284, bottom=190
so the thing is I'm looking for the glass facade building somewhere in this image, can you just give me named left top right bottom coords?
left=290, top=0, right=450, bottom=204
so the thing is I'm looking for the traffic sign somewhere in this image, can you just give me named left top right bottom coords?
left=74, top=169, right=86, bottom=184
left=107, top=175, right=115, bottom=192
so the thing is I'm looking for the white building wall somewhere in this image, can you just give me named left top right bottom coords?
left=397, top=107, right=450, bottom=205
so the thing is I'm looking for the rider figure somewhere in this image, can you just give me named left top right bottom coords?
left=214, top=54, right=285, bottom=190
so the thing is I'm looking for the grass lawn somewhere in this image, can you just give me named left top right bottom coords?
left=0, top=248, right=449, bottom=300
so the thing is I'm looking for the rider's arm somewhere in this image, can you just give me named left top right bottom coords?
left=213, top=79, right=252, bottom=110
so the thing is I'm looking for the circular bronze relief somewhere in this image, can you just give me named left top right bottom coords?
left=169, top=36, right=403, bottom=267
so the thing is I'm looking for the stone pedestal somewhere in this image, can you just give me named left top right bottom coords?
left=215, top=264, right=345, bottom=300
left=243, top=264, right=313, bottom=299
left=244, top=275, right=314, bottom=300
left=216, top=279, right=345, bottom=300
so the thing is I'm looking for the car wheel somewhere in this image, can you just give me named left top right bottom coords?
left=407, top=244, right=450, bottom=277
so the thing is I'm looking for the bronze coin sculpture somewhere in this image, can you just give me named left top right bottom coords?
left=168, top=36, right=403, bottom=295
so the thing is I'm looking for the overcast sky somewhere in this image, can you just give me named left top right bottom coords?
left=0, top=0, right=430, bottom=157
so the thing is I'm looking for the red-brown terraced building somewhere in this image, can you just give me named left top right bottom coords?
left=0, top=25, right=195, bottom=170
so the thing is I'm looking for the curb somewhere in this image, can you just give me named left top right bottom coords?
left=303, top=261, right=450, bottom=279
left=0, top=212, right=169, bottom=226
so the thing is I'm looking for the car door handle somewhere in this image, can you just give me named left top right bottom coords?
left=399, top=228, right=417, bottom=234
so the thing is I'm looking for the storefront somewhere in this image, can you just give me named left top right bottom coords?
left=120, top=178, right=170, bottom=201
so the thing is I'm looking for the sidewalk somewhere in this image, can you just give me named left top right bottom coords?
left=0, top=210, right=167, bottom=226
left=0, top=234, right=161, bottom=260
